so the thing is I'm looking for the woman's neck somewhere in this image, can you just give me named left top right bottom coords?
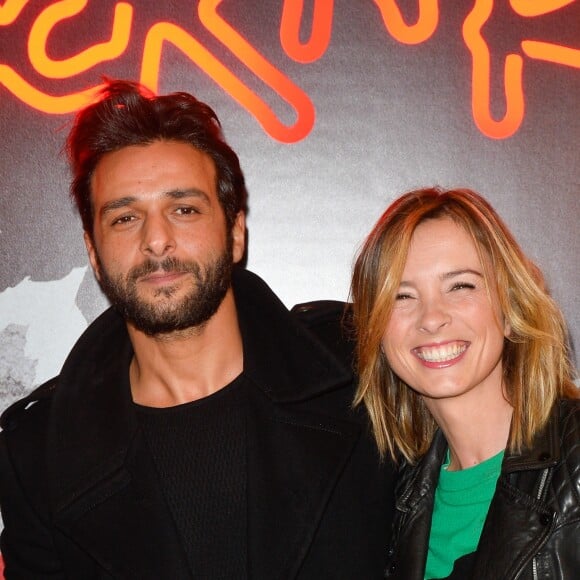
left=426, top=390, right=513, bottom=471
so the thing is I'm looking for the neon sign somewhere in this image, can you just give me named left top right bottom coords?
left=0, top=0, right=578, bottom=142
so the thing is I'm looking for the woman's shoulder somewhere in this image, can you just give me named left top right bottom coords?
left=554, top=398, right=580, bottom=511
left=558, top=397, right=580, bottom=442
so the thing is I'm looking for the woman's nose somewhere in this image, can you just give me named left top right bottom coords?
left=417, top=296, right=451, bottom=333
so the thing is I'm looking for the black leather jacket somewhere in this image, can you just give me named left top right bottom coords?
left=385, top=398, right=580, bottom=580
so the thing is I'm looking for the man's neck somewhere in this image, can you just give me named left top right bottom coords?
left=127, top=290, right=243, bottom=408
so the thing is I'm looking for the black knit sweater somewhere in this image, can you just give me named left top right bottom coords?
left=136, top=375, right=248, bottom=579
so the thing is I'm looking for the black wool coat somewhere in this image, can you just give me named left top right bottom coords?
left=0, top=268, right=395, bottom=579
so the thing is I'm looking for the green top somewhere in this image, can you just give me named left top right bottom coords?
left=424, top=448, right=504, bottom=580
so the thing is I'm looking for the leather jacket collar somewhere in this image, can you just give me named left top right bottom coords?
left=396, top=401, right=563, bottom=513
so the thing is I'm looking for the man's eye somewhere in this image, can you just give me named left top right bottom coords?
left=175, top=207, right=198, bottom=215
left=111, top=215, right=135, bottom=225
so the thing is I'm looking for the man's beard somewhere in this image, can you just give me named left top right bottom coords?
left=96, top=245, right=233, bottom=336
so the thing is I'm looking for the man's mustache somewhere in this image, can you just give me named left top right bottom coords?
left=129, top=257, right=200, bottom=281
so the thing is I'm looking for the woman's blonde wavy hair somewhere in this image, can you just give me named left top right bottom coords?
left=351, top=188, right=577, bottom=463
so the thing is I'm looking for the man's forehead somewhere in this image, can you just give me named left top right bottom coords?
left=90, top=141, right=218, bottom=202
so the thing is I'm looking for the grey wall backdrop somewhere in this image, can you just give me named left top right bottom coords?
left=1, top=0, right=579, bottom=416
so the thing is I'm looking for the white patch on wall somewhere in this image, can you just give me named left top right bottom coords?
left=0, top=267, right=88, bottom=407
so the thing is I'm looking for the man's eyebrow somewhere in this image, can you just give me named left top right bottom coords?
left=165, top=188, right=211, bottom=203
left=101, top=196, right=136, bottom=215
left=100, top=189, right=211, bottom=215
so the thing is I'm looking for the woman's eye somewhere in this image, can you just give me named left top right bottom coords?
left=395, top=293, right=413, bottom=300
left=451, top=282, right=476, bottom=291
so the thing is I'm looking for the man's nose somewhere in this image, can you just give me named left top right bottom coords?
left=140, top=215, right=176, bottom=257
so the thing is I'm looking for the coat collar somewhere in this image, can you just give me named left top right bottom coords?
left=49, top=267, right=352, bottom=488
left=45, top=267, right=357, bottom=578
left=233, top=267, right=352, bottom=401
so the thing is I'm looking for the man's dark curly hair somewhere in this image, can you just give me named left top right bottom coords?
left=67, top=79, right=247, bottom=237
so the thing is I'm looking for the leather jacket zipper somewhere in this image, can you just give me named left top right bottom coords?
left=536, top=467, right=549, bottom=502
left=532, top=467, right=550, bottom=580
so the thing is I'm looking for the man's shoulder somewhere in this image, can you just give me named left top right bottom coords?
left=291, top=300, right=355, bottom=367
left=286, top=300, right=362, bottom=420
left=290, top=300, right=352, bottom=332
left=1, top=376, right=58, bottom=436
left=0, top=379, right=58, bottom=524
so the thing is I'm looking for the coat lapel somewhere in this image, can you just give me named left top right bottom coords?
left=245, top=385, right=361, bottom=579
left=234, top=268, right=362, bottom=577
left=52, top=433, right=191, bottom=579
left=47, top=308, right=190, bottom=578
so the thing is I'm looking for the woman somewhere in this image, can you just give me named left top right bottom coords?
left=351, top=188, right=578, bottom=579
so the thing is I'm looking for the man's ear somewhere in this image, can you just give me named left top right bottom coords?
left=84, top=231, right=102, bottom=282
left=231, top=212, right=246, bottom=264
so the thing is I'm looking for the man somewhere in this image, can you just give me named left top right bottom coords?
left=0, top=80, right=394, bottom=578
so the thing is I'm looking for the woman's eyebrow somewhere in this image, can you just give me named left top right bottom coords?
left=441, top=269, right=483, bottom=280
